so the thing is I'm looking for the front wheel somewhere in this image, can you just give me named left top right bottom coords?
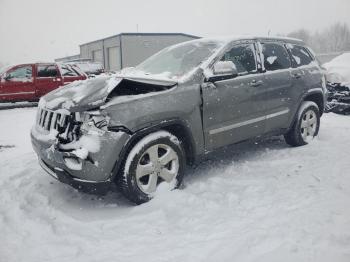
left=118, top=131, right=185, bottom=204
left=284, top=101, right=320, bottom=147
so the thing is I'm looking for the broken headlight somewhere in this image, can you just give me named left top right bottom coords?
left=81, top=110, right=110, bottom=131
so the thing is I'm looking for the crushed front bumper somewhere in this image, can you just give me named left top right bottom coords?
left=38, top=158, right=111, bottom=193
left=31, top=123, right=131, bottom=194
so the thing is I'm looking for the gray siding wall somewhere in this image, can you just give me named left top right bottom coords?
left=80, top=40, right=104, bottom=63
left=103, top=36, right=121, bottom=71
left=120, top=35, right=195, bottom=68
left=80, top=34, right=197, bottom=71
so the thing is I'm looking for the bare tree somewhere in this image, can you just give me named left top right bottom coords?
left=287, top=29, right=312, bottom=45
left=287, top=22, right=350, bottom=53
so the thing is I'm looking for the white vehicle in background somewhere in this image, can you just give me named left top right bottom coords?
left=323, top=53, right=350, bottom=114
left=64, top=59, right=105, bottom=77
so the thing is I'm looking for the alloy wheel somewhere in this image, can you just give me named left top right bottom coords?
left=136, top=144, right=179, bottom=194
left=300, top=110, right=317, bottom=142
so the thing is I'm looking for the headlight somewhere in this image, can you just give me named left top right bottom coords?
left=82, top=110, right=109, bottom=130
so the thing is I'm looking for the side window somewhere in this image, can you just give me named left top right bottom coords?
left=7, top=66, right=33, bottom=82
left=60, top=64, right=79, bottom=77
left=37, top=65, right=58, bottom=78
left=261, top=43, right=291, bottom=71
left=220, top=44, right=257, bottom=75
left=286, top=44, right=314, bottom=67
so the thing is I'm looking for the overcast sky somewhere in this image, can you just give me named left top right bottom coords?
left=0, top=0, right=349, bottom=64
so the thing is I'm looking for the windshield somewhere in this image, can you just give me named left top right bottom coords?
left=135, top=40, right=224, bottom=79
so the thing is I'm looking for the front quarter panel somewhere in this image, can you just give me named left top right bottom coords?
left=103, top=83, right=205, bottom=155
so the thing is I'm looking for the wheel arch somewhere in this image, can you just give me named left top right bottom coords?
left=287, top=90, right=324, bottom=132
left=110, top=119, right=197, bottom=181
left=302, top=90, right=325, bottom=116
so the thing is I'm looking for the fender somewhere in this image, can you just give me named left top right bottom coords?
left=288, top=88, right=325, bottom=131
left=301, top=88, right=325, bottom=114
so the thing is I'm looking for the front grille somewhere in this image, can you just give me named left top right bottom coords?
left=36, top=108, right=70, bottom=131
left=36, top=107, right=82, bottom=143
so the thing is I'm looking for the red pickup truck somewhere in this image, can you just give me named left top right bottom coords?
left=0, top=63, right=87, bottom=102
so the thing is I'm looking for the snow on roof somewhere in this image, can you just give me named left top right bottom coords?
left=323, top=52, right=350, bottom=86
left=184, top=35, right=303, bottom=45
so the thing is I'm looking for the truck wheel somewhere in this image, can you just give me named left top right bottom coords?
left=118, top=131, right=185, bottom=204
left=284, top=101, right=320, bottom=147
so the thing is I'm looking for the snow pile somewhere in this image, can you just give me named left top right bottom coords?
left=323, top=53, right=350, bottom=87
left=1, top=108, right=350, bottom=262
left=31, top=126, right=58, bottom=142
left=59, top=134, right=100, bottom=161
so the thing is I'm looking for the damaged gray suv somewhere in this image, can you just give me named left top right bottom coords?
left=31, top=36, right=326, bottom=204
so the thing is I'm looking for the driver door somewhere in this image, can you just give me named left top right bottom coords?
left=202, top=41, right=267, bottom=150
left=0, top=64, right=35, bottom=101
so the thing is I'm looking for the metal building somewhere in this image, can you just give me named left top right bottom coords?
left=55, top=54, right=81, bottom=63
left=79, top=33, right=199, bottom=71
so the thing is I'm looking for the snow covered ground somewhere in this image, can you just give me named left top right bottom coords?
left=1, top=108, right=350, bottom=262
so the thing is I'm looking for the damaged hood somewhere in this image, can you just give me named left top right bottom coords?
left=40, top=74, right=177, bottom=112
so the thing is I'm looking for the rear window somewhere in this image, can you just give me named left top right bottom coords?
left=286, top=44, right=314, bottom=67
left=37, top=65, right=58, bottom=77
left=261, top=43, right=291, bottom=71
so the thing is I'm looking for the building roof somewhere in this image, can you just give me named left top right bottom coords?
left=54, top=54, right=81, bottom=62
left=80, top=32, right=200, bottom=46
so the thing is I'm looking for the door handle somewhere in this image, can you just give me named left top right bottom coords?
left=250, top=80, right=263, bottom=87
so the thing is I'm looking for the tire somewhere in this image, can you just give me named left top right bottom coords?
left=117, top=131, right=185, bottom=204
left=284, top=101, right=320, bottom=147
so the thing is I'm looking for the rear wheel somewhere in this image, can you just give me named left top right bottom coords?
left=118, top=131, right=185, bottom=204
left=284, top=101, right=320, bottom=147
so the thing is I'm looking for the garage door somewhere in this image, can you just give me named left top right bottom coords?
left=108, top=46, right=121, bottom=71
left=92, top=50, right=103, bottom=63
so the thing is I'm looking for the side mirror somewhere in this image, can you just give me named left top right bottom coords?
left=208, top=61, right=238, bottom=82
left=213, top=61, right=238, bottom=75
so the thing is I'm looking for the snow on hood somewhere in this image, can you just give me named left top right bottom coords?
left=323, top=53, right=350, bottom=87
left=40, top=74, right=177, bottom=112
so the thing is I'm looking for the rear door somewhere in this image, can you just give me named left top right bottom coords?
left=0, top=64, right=35, bottom=101
left=259, top=41, right=294, bottom=132
left=35, top=64, right=62, bottom=97
left=286, top=43, right=321, bottom=97
left=202, top=41, right=267, bottom=150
